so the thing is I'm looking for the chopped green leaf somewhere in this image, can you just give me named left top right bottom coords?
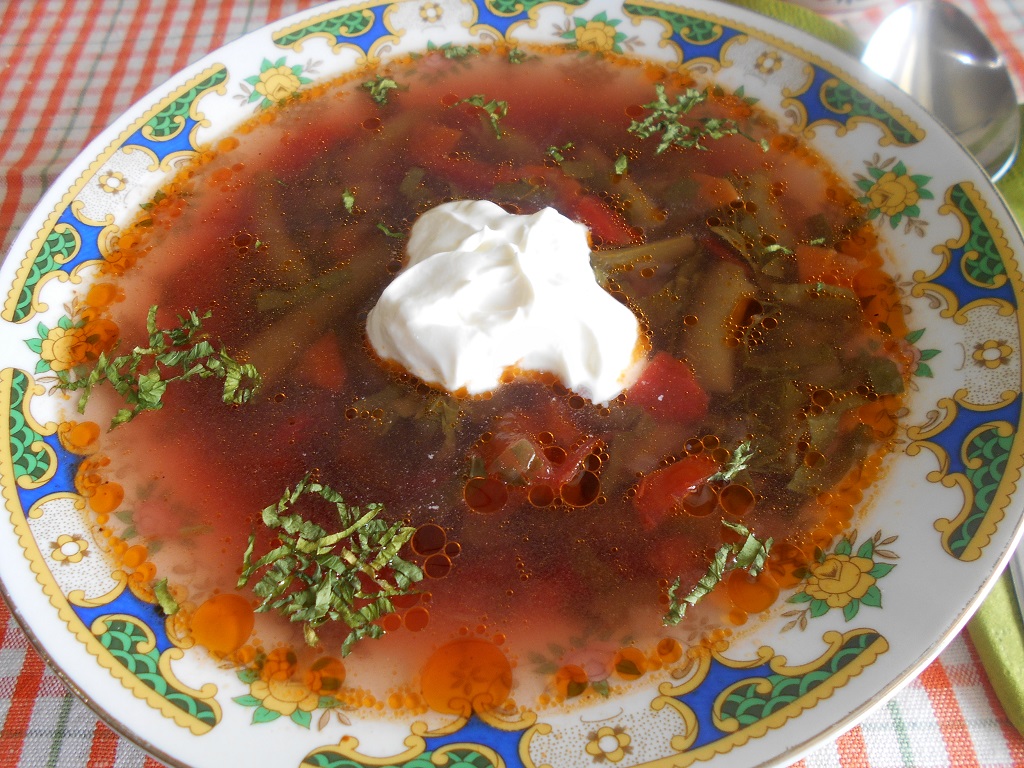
left=441, top=43, right=479, bottom=59
left=546, top=142, right=574, bottom=162
left=708, top=440, right=754, bottom=483
left=341, top=188, right=357, bottom=214
left=154, top=579, right=179, bottom=616
left=376, top=222, right=405, bottom=238
left=456, top=94, right=509, bottom=138
left=237, top=473, right=424, bottom=656
left=361, top=75, right=399, bottom=106
left=663, top=520, right=772, bottom=625
left=56, top=306, right=262, bottom=429
left=508, top=47, right=527, bottom=64
left=629, top=85, right=741, bottom=154
left=614, top=154, right=628, bottom=175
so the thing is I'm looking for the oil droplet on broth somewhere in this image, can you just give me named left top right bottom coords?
left=191, top=593, right=255, bottom=655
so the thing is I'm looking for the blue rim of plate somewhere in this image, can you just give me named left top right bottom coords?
left=1, top=1, right=1023, bottom=766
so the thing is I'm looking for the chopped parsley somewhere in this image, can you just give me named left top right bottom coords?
left=153, top=579, right=179, bottom=616
left=508, top=47, right=528, bottom=64
left=708, top=440, right=754, bottom=483
left=629, top=84, right=743, bottom=154
left=440, top=43, right=479, bottom=60
left=376, top=222, right=405, bottom=238
left=546, top=142, right=574, bottom=162
left=341, top=188, right=357, bottom=214
left=456, top=94, right=509, bottom=138
left=57, top=306, right=261, bottom=429
left=139, top=189, right=167, bottom=212
left=663, top=520, right=772, bottom=626
left=237, top=474, right=423, bottom=655
left=614, top=153, right=629, bottom=175
left=362, top=75, right=399, bottom=106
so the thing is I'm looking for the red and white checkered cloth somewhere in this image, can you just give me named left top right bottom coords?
left=1, top=1, right=1024, bottom=766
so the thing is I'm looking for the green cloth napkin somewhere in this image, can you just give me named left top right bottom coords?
left=728, top=0, right=1024, bottom=736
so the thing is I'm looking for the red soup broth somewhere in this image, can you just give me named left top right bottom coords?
left=69, top=45, right=909, bottom=714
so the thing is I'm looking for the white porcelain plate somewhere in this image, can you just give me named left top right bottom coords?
left=1, top=1, right=1023, bottom=766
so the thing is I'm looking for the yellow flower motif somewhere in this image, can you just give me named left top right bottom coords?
left=755, top=50, right=783, bottom=75
left=866, top=171, right=920, bottom=218
left=973, top=339, right=1013, bottom=369
left=50, top=534, right=89, bottom=565
left=40, top=325, right=92, bottom=372
left=575, top=20, right=618, bottom=53
left=249, top=677, right=320, bottom=717
left=419, top=1, right=443, bottom=22
left=805, top=553, right=876, bottom=609
left=254, top=66, right=303, bottom=103
left=585, top=726, right=631, bottom=763
left=98, top=171, right=127, bottom=194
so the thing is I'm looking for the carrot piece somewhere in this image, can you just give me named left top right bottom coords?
left=794, top=244, right=860, bottom=287
left=690, top=172, right=741, bottom=210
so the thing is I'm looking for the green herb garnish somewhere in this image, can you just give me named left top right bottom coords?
left=140, top=189, right=167, bottom=212
left=456, top=94, right=509, bottom=138
left=362, top=75, right=399, bottom=105
left=341, top=188, right=357, bottom=214
left=153, top=579, right=179, bottom=616
left=376, top=222, right=405, bottom=238
left=663, top=520, right=772, bottom=626
left=546, top=142, right=574, bottom=162
left=508, top=47, right=527, bottom=64
left=629, top=85, right=742, bottom=154
left=441, top=43, right=479, bottom=59
left=57, top=306, right=261, bottom=429
left=614, top=154, right=629, bottom=175
left=237, top=474, right=423, bottom=655
left=708, top=440, right=754, bottom=483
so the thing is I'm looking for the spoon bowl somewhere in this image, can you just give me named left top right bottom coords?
left=862, top=0, right=1020, bottom=180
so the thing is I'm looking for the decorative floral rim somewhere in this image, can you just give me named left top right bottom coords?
left=1, top=1, right=1022, bottom=767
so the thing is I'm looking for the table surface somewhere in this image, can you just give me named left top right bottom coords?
left=2, top=1, right=1024, bottom=766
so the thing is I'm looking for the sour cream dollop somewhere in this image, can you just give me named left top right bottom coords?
left=366, top=200, right=643, bottom=403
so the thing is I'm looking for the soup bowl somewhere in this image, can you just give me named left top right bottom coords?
left=1, top=1, right=1022, bottom=767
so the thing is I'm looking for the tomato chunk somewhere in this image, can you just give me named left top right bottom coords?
left=572, top=194, right=636, bottom=246
left=634, top=454, right=719, bottom=530
left=628, top=352, right=709, bottom=424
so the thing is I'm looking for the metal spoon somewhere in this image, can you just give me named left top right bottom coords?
left=861, top=0, right=1020, bottom=181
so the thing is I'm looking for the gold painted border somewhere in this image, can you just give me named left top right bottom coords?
left=639, top=630, right=888, bottom=767
left=0, top=368, right=219, bottom=734
left=3, top=65, right=227, bottom=324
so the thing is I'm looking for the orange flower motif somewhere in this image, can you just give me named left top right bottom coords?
left=973, top=339, right=1013, bottom=369
left=866, top=171, right=920, bottom=218
left=585, top=726, right=632, bottom=762
left=50, top=534, right=89, bottom=565
left=255, top=66, right=303, bottom=103
left=805, top=553, right=876, bottom=609
left=40, top=325, right=92, bottom=372
left=249, top=677, right=320, bottom=717
left=755, top=50, right=783, bottom=75
left=575, top=20, right=618, bottom=52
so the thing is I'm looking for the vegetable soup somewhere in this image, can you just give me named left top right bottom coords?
left=61, top=44, right=910, bottom=716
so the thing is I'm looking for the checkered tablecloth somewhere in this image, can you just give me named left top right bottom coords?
left=2, top=1, right=1024, bottom=766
